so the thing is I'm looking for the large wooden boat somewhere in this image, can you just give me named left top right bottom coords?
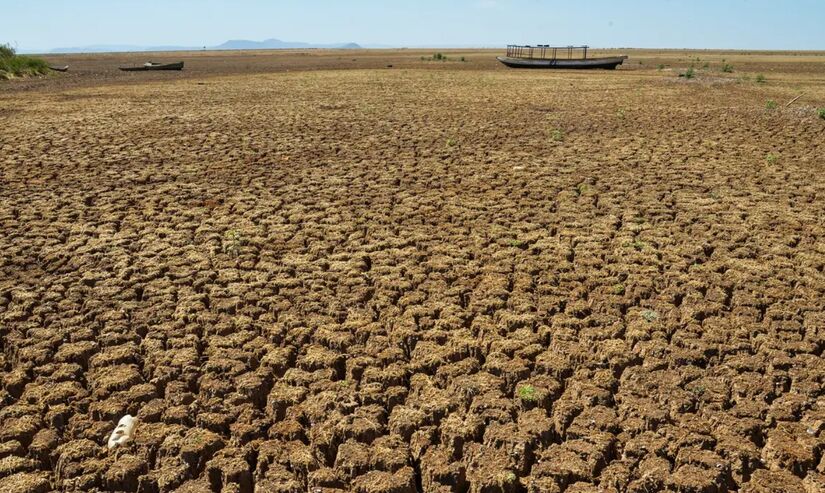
left=497, top=45, right=627, bottom=70
left=119, top=61, right=184, bottom=72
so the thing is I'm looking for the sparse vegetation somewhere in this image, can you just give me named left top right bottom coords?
left=817, top=108, right=825, bottom=120
left=625, top=239, right=646, bottom=251
left=657, top=64, right=665, bottom=70
left=689, top=385, right=706, bottom=398
left=517, top=384, right=538, bottom=402
left=422, top=53, right=450, bottom=62
left=446, top=138, right=457, bottom=147
left=613, top=284, right=626, bottom=295
left=721, top=63, right=734, bottom=73
left=766, top=100, right=778, bottom=110
left=550, top=128, right=564, bottom=142
left=0, top=44, right=49, bottom=79
left=223, top=230, right=244, bottom=257
left=766, top=153, right=778, bottom=165
left=756, top=74, right=767, bottom=84
left=679, top=67, right=695, bottom=79
left=641, top=309, right=659, bottom=322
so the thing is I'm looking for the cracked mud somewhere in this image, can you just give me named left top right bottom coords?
left=2, top=50, right=825, bottom=492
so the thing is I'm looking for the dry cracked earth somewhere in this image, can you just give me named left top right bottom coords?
left=1, top=50, right=825, bottom=492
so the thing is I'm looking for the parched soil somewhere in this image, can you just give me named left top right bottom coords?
left=1, top=50, right=825, bottom=492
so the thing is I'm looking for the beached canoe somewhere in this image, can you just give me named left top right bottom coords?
left=119, top=61, right=184, bottom=72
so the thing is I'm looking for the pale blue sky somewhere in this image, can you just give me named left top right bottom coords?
left=5, top=0, right=824, bottom=52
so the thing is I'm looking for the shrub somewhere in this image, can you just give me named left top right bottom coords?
left=722, top=63, right=734, bottom=73
left=0, top=43, right=49, bottom=78
left=657, top=64, right=665, bottom=70
left=679, top=67, right=695, bottom=79
left=766, top=100, right=778, bottom=110
left=756, top=74, right=767, bottom=84
left=766, top=153, right=778, bottom=165
left=0, top=44, right=14, bottom=58
left=817, top=108, right=825, bottom=120
left=550, top=128, right=564, bottom=142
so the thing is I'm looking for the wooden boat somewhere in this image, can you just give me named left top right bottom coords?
left=119, top=61, right=184, bottom=72
left=498, top=45, right=627, bottom=70
left=48, top=65, right=69, bottom=72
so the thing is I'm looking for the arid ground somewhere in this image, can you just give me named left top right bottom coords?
left=1, top=49, right=825, bottom=492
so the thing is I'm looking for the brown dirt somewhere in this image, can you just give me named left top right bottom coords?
left=1, top=48, right=825, bottom=492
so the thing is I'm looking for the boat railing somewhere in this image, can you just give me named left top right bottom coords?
left=505, top=45, right=589, bottom=61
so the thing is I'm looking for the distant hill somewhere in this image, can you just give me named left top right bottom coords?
left=49, top=38, right=361, bottom=54
left=215, top=39, right=361, bottom=50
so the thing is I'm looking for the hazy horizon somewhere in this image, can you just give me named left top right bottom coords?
left=5, top=0, right=825, bottom=53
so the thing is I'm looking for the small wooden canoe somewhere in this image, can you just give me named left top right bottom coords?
left=497, top=55, right=627, bottom=70
left=119, top=61, right=184, bottom=72
left=48, top=65, right=69, bottom=72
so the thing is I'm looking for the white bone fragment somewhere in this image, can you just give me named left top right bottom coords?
left=107, top=414, right=136, bottom=449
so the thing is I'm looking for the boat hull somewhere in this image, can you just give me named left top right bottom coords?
left=497, top=56, right=627, bottom=70
left=119, top=62, right=184, bottom=72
